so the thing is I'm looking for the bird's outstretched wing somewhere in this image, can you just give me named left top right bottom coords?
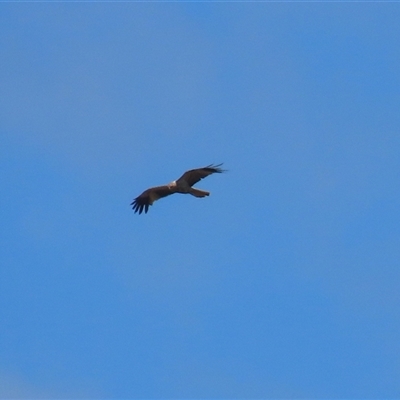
left=131, top=185, right=174, bottom=214
left=176, top=163, right=225, bottom=187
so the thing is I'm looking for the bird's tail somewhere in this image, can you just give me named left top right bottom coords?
left=189, top=188, right=210, bottom=198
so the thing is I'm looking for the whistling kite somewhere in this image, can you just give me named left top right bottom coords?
left=131, top=164, right=225, bottom=214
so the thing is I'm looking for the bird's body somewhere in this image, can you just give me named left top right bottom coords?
left=131, top=164, right=225, bottom=214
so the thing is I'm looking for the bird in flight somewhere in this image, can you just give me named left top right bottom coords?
left=131, top=164, right=225, bottom=214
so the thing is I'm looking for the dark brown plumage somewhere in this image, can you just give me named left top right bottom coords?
left=131, top=164, right=225, bottom=214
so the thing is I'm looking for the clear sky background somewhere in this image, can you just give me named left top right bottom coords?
left=1, top=2, right=400, bottom=399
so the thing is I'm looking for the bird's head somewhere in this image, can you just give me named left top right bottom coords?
left=168, top=181, right=177, bottom=189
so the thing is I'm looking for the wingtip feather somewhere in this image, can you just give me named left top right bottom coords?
left=206, top=163, right=226, bottom=173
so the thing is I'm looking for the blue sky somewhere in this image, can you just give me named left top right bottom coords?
left=1, top=2, right=400, bottom=398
